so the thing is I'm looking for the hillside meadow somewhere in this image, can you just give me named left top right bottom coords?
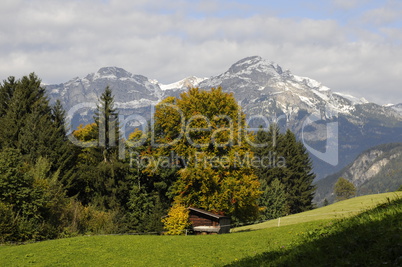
left=0, top=221, right=326, bottom=266
left=1, top=192, right=401, bottom=266
left=234, top=191, right=402, bottom=231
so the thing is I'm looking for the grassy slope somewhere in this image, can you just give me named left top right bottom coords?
left=0, top=192, right=400, bottom=266
left=0, top=221, right=327, bottom=266
left=228, top=193, right=402, bottom=266
left=233, top=192, right=402, bottom=232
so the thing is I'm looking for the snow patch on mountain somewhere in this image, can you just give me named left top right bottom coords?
left=388, top=103, right=402, bottom=115
left=333, top=92, right=369, bottom=105
left=298, top=95, right=315, bottom=107
left=159, top=76, right=207, bottom=90
left=294, top=75, right=319, bottom=88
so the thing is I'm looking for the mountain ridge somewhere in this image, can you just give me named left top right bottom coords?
left=45, top=56, right=402, bottom=180
left=314, top=143, right=402, bottom=205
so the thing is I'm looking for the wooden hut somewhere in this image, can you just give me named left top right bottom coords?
left=188, top=207, right=231, bottom=234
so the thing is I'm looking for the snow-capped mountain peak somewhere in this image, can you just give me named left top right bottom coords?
left=90, top=66, right=133, bottom=80
left=159, top=76, right=207, bottom=91
left=194, top=56, right=402, bottom=132
left=199, top=56, right=367, bottom=118
left=227, top=56, right=283, bottom=75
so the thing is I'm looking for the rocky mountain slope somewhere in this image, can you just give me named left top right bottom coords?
left=45, top=56, right=402, bottom=179
left=314, top=143, right=402, bottom=205
left=47, top=66, right=162, bottom=110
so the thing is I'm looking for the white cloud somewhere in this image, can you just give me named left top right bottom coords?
left=0, top=0, right=401, bottom=104
left=359, top=5, right=402, bottom=26
left=331, top=0, right=370, bottom=10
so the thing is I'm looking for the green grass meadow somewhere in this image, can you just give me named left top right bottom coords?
left=234, top=192, right=402, bottom=232
left=1, top=192, right=401, bottom=266
left=0, top=221, right=324, bottom=266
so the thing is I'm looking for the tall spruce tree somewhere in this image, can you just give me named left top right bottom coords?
left=49, top=100, right=78, bottom=186
left=253, top=124, right=288, bottom=218
left=0, top=73, right=75, bottom=201
left=93, top=86, right=119, bottom=162
left=253, top=124, right=286, bottom=185
left=0, top=74, right=76, bottom=175
left=253, top=125, right=316, bottom=217
left=281, top=129, right=316, bottom=213
left=0, top=73, right=48, bottom=151
left=72, top=87, right=131, bottom=212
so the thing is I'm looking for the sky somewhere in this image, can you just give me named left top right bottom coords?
left=1, top=0, right=402, bottom=104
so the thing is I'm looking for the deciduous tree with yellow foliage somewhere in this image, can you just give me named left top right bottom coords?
left=152, top=87, right=261, bottom=224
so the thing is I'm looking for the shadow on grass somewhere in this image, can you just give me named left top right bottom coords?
left=231, top=229, right=252, bottom=233
left=226, top=198, right=402, bottom=267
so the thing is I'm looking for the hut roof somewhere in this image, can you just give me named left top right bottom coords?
left=188, top=207, right=228, bottom=220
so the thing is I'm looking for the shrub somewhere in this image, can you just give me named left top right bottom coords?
left=162, top=203, right=191, bottom=235
left=0, top=202, right=14, bottom=242
left=62, top=200, right=116, bottom=236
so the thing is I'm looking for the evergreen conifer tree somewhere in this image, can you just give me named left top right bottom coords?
left=253, top=125, right=316, bottom=217
left=72, top=87, right=131, bottom=212
left=0, top=73, right=48, bottom=151
left=0, top=76, right=16, bottom=118
left=93, top=86, right=119, bottom=162
left=259, top=178, right=287, bottom=220
left=253, top=124, right=286, bottom=185
left=0, top=74, right=76, bottom=176
left=49, top=100, right=78, bottom=177
left=281, top=129, right=316, bottom=213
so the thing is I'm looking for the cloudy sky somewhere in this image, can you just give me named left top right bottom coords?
left=1, top=0, right=401, bottom=104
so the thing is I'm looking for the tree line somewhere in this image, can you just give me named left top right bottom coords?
left=0, top=74, right=316, bottom=241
